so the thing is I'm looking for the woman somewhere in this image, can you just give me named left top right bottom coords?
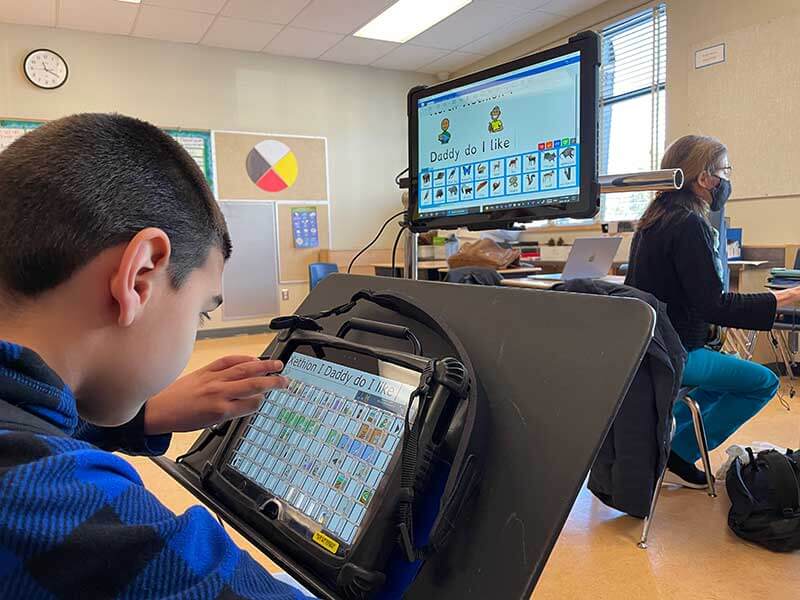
left=626, top=135, right=800, bottom=487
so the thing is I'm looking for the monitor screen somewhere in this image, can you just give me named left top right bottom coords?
left=408, top=32, right=599, bottom=231
left=418, top=52, right=580, bottom=216
left=228, top=350, right=419, bottom=548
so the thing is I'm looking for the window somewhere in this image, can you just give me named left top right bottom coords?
left=599, top=4, right=668, bottom=222
left=543, top=4, right=667, bottom=227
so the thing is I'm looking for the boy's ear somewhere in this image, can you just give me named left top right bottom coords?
left=110, top=228, right=171, bottom=327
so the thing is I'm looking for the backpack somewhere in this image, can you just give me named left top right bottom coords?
left=726, top=448, right=800, bottom=552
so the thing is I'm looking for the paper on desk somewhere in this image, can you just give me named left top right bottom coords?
left=728, top=260, right=769, bottom=266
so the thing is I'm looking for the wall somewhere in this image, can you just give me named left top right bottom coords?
left=0, top=23, right=432, bottom=324
left=456, top=0, right=800, bottom=247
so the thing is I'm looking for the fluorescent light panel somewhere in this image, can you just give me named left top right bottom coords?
left=355, top=0, right=472, bottom=44
left=117, top=0, right=141, bottom=4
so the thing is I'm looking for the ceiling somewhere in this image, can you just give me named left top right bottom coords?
left=0, top=0, right=606, bottom=75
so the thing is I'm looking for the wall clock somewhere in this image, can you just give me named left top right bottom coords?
left=24, top=49, right=68, bottom=90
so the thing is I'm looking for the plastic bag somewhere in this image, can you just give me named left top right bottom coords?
left=715, top=442, right=788, bottom=480
left=446, top=238, right=520, bottom=269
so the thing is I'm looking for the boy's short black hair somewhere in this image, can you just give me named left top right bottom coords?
left=0, top=113, right=231, bottom=297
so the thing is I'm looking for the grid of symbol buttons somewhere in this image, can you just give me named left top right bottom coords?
left=422, top=142, right=578, bottom=207
left=229, top=377, right=404, bottom=545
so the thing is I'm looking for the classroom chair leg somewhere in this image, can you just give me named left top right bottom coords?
left=638, top=416, right=676, bottom=549
left=682, top=395, right=717, bottom=497
left=638, top=459, right=669, bottom=549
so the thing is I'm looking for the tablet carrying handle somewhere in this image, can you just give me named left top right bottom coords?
left=336, top=318, right=423, bottom=356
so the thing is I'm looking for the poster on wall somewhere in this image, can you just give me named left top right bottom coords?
left=164, top=129, right=215, bottom=192
left=213, top=131, right=328, bottom=202
left=0, top=119, right=42, bottom=153
left=291, top=207, right=319, bottom=249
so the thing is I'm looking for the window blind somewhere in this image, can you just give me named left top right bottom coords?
left=599, top=3, right=668, bottom=222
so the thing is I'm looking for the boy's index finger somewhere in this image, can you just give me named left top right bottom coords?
left=260, top=359, right=284, bottom=374
left=220, top=359, right=283, bottom=382
left=204, top=355, right=258, bottom=372
left=220, top=375, right=289, bottom=400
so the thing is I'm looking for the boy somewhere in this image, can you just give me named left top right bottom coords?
left=0, top=113, right=312, bottom=598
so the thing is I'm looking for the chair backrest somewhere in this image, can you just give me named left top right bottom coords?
left=308, top=262, right=339, bottom=290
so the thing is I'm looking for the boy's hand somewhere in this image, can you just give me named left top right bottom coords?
left=143, top=355, right=288, bottom=435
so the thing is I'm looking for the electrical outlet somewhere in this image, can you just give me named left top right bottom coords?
left=281, top=289, right=290, bottom=301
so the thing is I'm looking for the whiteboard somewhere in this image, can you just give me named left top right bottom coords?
left=220, top=201, right=280, bottom=320
left=687, top=16, right=800, bottom=200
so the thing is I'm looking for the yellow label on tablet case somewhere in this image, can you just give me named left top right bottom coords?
left=313, top=531, right=340, bottom=554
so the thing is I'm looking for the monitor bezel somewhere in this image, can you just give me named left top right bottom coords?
left=407, top=31, right=600, bottom=232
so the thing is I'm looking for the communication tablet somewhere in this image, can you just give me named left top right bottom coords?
left=225, top=346, right=421, bottom=553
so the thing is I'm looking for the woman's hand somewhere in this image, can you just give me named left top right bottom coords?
left=143, top=355, right=288, bottom=435
left=772, top=286, right=800, bottom=308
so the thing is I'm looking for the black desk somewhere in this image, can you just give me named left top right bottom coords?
left=156, top=274, right=654, bottom=599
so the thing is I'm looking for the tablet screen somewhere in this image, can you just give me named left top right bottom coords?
left=228, top=350, right=419, bottom=547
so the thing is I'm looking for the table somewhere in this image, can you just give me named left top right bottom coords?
left=372, top=262, right=541, bottom=280
left=531, top=258, right=628, bottom=275
left=371, top=260, right=448, bottom=280
left=501, top=275, right=626, bottom=290
left=728, top=260, right=772, bottom=293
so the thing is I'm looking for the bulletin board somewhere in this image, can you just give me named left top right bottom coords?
left=687, top=15, right=800, bottom=200
left=163, top=128, right=215, bottom=191
left=276, top=203, right=330, bottom=283
left=0, top=119, right=43, bottom=153
left=213, top=131, right=328, bottom=201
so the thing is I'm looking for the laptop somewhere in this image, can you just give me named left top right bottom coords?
left=530, top=237, right=623, bottom=282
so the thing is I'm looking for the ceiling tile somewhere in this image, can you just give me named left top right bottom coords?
left=142, top=0, right=227, bottom=14
left=291, top=0, right=393, bottom=35
left=59, top=0, right=138, bottom=36
left=408, top=1, right=529, bottom=51
left=201, top=17, right=282, bottom=51
left=264, top=26, right=344, bottom=59
left=222, top=0, right=311, bottom=24
left=459, top=10, right=562, bottom=55
left=417, top=51, right=484, bottom=75
left=538, top=0, right=607, bottom=18
left=0, top=0, right=56, bottom=27
left=132, top=5, right=215, bottom=43
left=371, top=45, right=450, bottom=71
left=319, top=36, right=397, bottom=66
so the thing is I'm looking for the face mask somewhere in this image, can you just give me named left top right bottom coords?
left=710, top=177, right=731, bottom=212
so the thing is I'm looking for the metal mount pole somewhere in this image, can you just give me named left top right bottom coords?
left=599, top=168, right=683, bottom=194
left=404, top=229, right=419, bottom=280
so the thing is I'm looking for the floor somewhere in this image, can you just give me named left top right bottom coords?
left=126, top=334, right=800, bottom=599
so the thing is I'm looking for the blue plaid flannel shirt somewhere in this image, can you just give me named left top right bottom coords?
left=0, top=341, right=312, bottom=599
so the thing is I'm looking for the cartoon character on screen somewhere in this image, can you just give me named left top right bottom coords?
left=488, top=106, right=504, bottom=133
left=438, top=118, right=451, bottom=144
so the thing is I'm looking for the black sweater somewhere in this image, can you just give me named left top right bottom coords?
left=625, top=195, right=777, bottom=350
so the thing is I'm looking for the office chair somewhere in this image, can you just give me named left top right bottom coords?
left=308, top=262, right=338, bottom=290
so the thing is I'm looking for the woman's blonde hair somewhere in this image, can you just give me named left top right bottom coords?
left=638, top=135, right=728, bottom=231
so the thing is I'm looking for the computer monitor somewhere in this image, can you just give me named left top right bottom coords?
left=407, top=31, right=600, bottom=232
